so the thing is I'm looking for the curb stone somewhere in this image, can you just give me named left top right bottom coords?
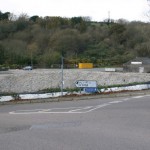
left=0, top=90, right=150, bottom=105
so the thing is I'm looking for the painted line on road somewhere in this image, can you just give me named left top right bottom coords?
left=9, top=103, right=111, bottom=114
left=9, top=95, right=149, bottom=115
left=132, top=96, right=144, bottom=99
left=84, top=103, right=111, bottom=113
left=68, top=106, right=93, bottom=112
left=123, top=98, right=130, bottom=101
left=108, top=101, right=123, bottom=104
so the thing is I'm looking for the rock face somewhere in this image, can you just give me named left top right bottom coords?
left=0, top=69, right=150, bottom=93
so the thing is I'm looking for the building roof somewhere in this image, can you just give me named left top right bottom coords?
left=124, top=57, right=150, bottom=65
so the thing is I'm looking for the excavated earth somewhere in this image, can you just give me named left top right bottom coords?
left=0, top=69, right=150, bottom=93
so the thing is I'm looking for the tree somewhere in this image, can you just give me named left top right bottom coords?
left=2, top=39, right=27, bottom=65
left=15, top=13, right=29, bottom=31
left=70, top=17, right=87, bottom=32
left=0, top=11, right=150, bottom=67
left=0, top=44, right=5, bottom=64
left=29, top=15, right=39, bottom=22
left=136, top=42, right=150, bottom=57
left=0, top=11, right=10, bottom=20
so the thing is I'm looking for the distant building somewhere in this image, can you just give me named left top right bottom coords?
left=123, top=57, right=150, bottom=73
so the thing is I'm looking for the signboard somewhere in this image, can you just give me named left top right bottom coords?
left=131, top=62, right=142, bottom=65
left=75, top=80, right=97, bottom=88
left=84, top=87, right=98, bottom=93
left=105, top=68, right=116, bottom=72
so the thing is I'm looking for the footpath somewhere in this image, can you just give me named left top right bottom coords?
left=0, top=89, right=150, bottom=105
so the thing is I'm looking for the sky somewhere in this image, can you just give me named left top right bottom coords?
left=0, top=0, right=149, bottom=22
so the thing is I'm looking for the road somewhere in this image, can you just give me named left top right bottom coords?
left=0, top=94, right=150, bottom=150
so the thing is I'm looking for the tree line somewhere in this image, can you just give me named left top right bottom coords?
left=0, top=11, right=150, bottom=68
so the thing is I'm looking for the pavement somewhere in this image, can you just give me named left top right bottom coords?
left=1, top=89, right=150, bottom=105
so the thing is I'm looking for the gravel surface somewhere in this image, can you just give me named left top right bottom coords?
left=0, top=69, right=150, bottom=93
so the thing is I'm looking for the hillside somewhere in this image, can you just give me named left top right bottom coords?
left=0, top=11, right=150, bottom=68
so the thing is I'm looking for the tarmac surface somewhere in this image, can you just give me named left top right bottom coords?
left=0, top=91, right=150, bottom=150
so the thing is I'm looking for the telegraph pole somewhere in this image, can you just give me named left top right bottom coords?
left=108, top=11, right=111, bottom=24
left=31, top=51, right=33, bottom=69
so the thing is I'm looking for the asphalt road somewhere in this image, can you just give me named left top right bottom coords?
left=0, top=94, right=150, bottom=150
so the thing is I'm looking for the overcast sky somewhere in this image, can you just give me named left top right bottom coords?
left=0, top=0, right=149, bottom=22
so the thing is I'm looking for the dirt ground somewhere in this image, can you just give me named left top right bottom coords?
left=0, top=69, right=150, bottom=93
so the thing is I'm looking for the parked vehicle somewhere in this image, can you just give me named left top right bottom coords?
left=23, top=66, right=32, bottom=70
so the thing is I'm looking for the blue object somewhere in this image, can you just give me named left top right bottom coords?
left=84, top=87, right=98, bottom=93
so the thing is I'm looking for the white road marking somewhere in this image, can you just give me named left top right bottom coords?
left=9, top=95, right=148, bottom=115
left=108, top=101, right=123, bottom=104
left=132, top=96, right=144, bottom=99
left=84, top=103, right=111, bottom=113
left=68, top=106, right=93, bottom=112
left=9, top=111, right=82, bottom=115
left=9, top=104, right=111, bottom=114
left=123, top=98, right=130, bottom=101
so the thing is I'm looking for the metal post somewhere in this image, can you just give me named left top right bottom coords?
left=61, top=56, right=64, bottom=96
left=31, top=51, right=33, bottom=69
